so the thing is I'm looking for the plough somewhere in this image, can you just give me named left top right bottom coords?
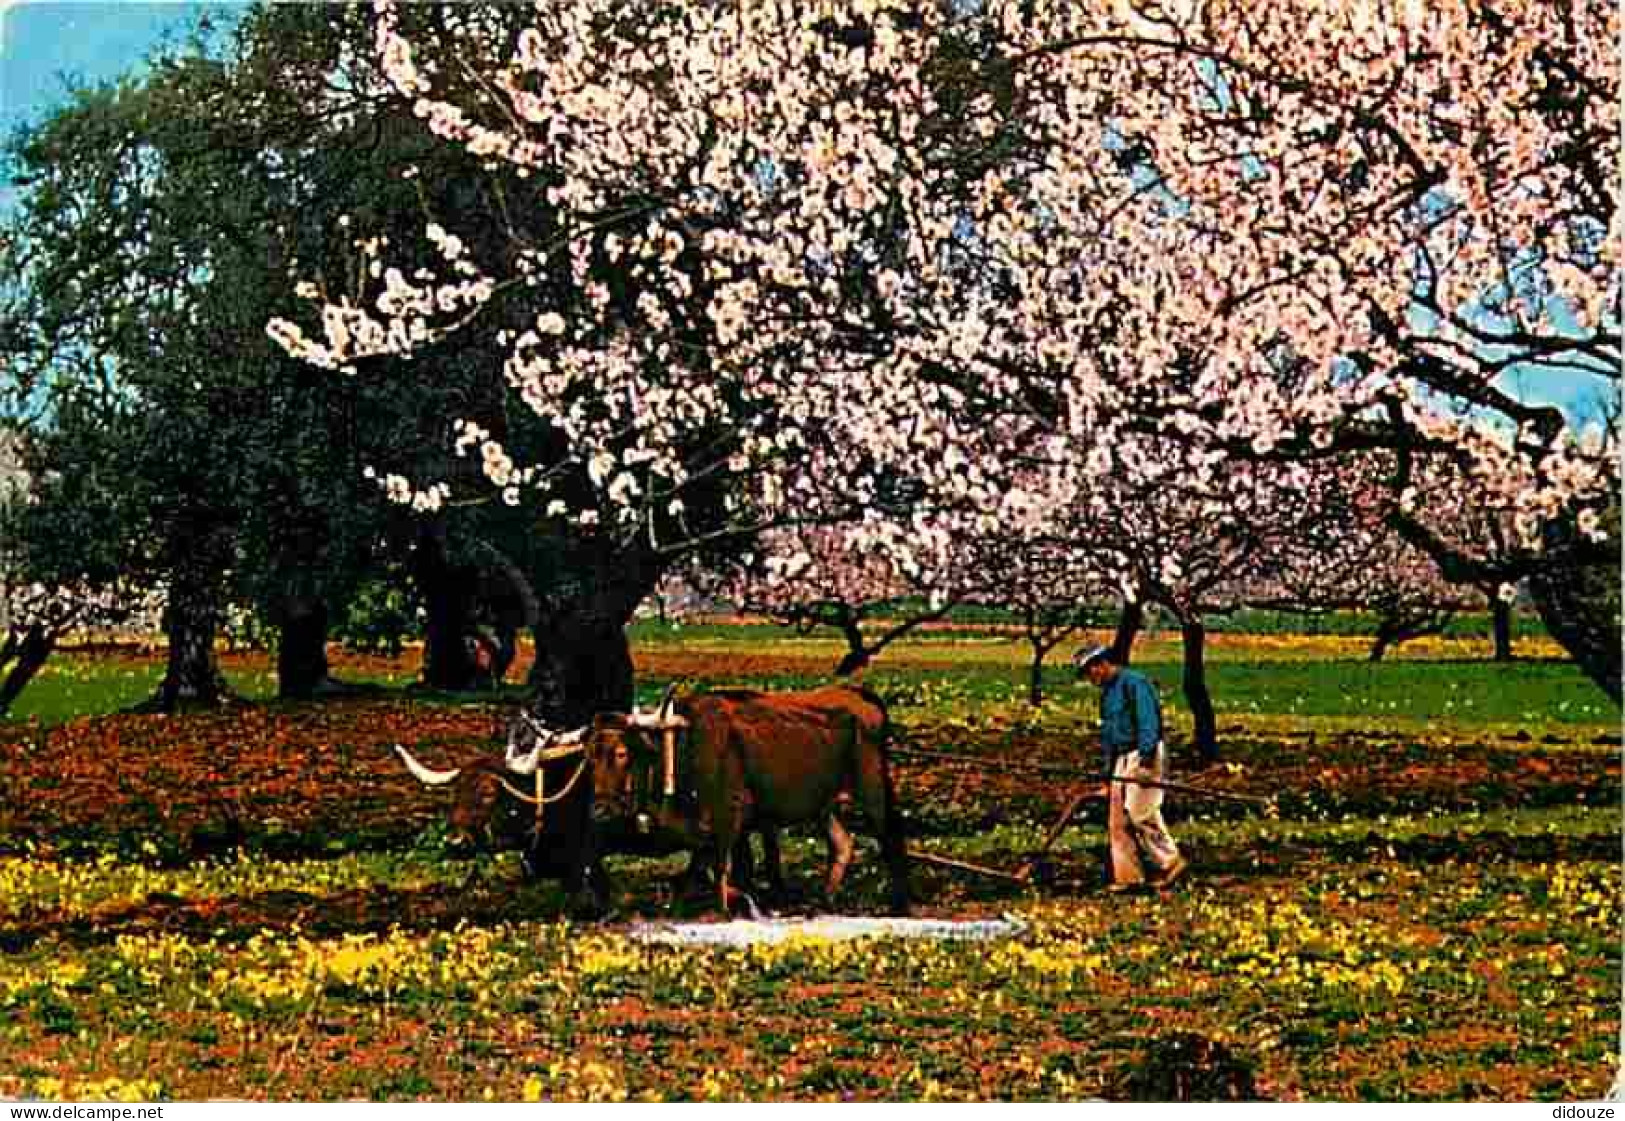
left=889, top=744, right=1274, bottom=886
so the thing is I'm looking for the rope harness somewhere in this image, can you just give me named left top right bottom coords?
left=493, top=742, right=592, bottom=836
left=497, top=714, right=594, bottom=836
left=492, top=705, right=691, bottom=836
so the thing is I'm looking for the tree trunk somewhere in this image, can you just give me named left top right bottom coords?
left=140, top=567, right=230, bottom=711
left=0, top=624, right=56, bottom=715
left=1490, top=597, right=1514, bottom=662
left=1529, top=515, right=1622, bottom=701
left=1391, top=489, right=1620, bottom=704
left=410, top=525, right=477, bottom=692
left=489, top=622, right=518, bottom=684
left=473, top=540, right=540, bottom=686
left=1179, top=614, right=1217, bottom=765
left=1027, top=642, right=1047, bottom=706
left=834, top=609, right=870, bottom=677
left=276, top=596, right=331, bottom=699
left=1368, top=617, right=1397, bottom=663
left=529, top=612, right=637, bottom=728
left=526, top=548, right=661, bottom=726
left=1111, top=599, right=1144, bottom=665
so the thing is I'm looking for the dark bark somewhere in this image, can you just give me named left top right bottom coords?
left=526, top=548, right=662, bottom=726
left=139, top=568, right=231, bottom=712
left=1528, top=504, right=1621, bottom=705
left=0, top=624, right=56, bottom=715
left=1489, top=597, right=1514, bottom=662
left=1179, top=615, right=1217, bottom=766
left=1027, top=643, right=1047, bottom=706
left=472, top=540, right=540, bottom=686
left=830, top=600, right=957, bottom=677
left=276, top=596, right=331, bottom=699
left=1368, top=608, right=1452, bottom=662
left=1022, top=621, right=1079, bottom=707
left=410, top=524, right=478, bottom=692
left=488, top=623, right=518, bottom=684
left=835, top=609, right=869, bottom=677
left=529, top=612, right=638, bottom=727
left=1368, top=623, right=1395, bottom=664
left=1111, top=600, right=1144, bottom=666
left=1385, top=427, right=1617, bottom=699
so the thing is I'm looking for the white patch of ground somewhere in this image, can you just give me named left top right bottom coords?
left=628, top=913, right=1027, bottom=947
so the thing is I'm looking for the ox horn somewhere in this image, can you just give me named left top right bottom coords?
left=656, top=681, right=678, bottom=721
left=506, top=728, right=555, bottom=776
left=393, top=743, right=462, bottom=786
left=507, top=714, right=589, bottom=774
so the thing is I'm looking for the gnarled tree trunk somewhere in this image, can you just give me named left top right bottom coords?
left=526, top=546, right=661, bottom=727
left=473, top=540, right=541, bottom=686
left=1178, top=613, right=1217, bottom=766
left=1368, top=607, right=1453, bottom=663
left=410, top=523, right=478, bottom=692
left=276, top=595, right=333, bottom=699
left=0, top=623, right=56, bottom=715
left=1111, top=599, right=1144, bottom=666
left=141, top=564, right=231, bottom=711
left=529, top=611, right=638, bottom=727
left=1528, top=504, right=1621, bottom=705
left=1489, top=597, right=1514, bottom=662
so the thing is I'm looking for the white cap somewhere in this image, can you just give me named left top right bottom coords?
left=1072, top=644, right=1111, bottom=670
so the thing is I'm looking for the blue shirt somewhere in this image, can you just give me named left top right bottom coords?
left=1099, top=668, right=1162, bottom=772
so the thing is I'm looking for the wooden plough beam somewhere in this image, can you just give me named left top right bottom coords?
left=891, top=743, right=1274, bottom=885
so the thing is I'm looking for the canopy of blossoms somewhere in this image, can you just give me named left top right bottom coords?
left=267, top=0, right=1619, bottom=587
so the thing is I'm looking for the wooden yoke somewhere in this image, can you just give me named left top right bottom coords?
left=659, top=718, right=688, bottom=800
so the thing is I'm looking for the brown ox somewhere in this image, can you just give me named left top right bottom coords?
left=394, top=715, right=763, bottom=915
left=588, top=685, right=910, bottom=915
left=394, top=720, right=610, bottom=918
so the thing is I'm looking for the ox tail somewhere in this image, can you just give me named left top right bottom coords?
left=393, top=743, right=462, bottom=786
left=846, top=686, right=910, bottom=913
left=874, top=729, right=911, bottom=915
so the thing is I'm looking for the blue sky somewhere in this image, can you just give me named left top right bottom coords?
left=0, top=1, right=244, bottom=135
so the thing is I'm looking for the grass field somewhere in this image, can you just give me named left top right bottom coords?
left=0, top=626, right=1619, bottom=1101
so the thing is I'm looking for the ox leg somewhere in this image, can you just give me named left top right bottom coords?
left=668, top=851, right=716, bottom=902
left=563, top=827, right=611, bottom=922
left=823, top=814, right=856, bottom=904
left=758, top=828, right=789, bottom=904
left=731, top=834, right=758, bottom=893
left=715, top=839, right=763, bottom=921
left=713, top=806, right=764, bottom=921
left=706, top=743, right=764, bottom=919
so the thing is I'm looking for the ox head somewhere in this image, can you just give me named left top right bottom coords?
left=586, top=685, right=682, bottom=825
left=393, top=744, right=519, bottom=851
left=393, top=714, right=587, bottom=852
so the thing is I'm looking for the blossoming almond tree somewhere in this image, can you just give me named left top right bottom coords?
left=708, top=522, right=963, bottom=677
left=0, top=579, right=165, bottom=715
left=0, top=433, right=164, bottom=713
left=267, top=1, right=1619, bottom=711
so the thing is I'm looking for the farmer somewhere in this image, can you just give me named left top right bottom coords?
left=1074, top=644, right=1187, bottom=891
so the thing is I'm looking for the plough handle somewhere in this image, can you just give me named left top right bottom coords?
left=890, top=745, right=1271, bottom=806
left=1100, top=771, right=1273, bottom=806
left=1031, top=784, right=1107, bottom=856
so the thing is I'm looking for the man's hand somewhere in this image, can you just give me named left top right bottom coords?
left=1087, top=783, right=1110, bottom=800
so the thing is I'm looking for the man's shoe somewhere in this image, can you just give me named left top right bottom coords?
left=1105, top=880, right=1143, bottom=894
left=1155, top=856, right=1189, bottom=887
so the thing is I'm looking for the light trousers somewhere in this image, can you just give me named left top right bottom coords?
left=1107, top=743, right=1182, bottom=884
